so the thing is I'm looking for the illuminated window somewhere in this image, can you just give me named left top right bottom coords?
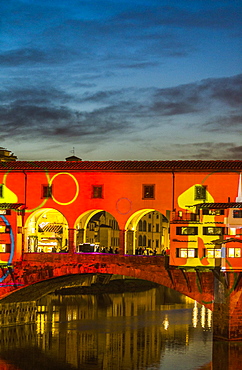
left=176, top=226, right=198, bottom=235
left=143, top=185, right=155, bottom=199
left=207, top=249, right=214, bottom=258
left=194, top=185, right=207, bottom=200
left=228, top=248, right=241, bottom=257
left=188, top=249, right=195, bottom=258
left=202, top=209, right=224, bottom=215
left=0, top=184, right=3, bottom=198
left=42, top=185, right=52, bottom=198
left=233, top=210, right=242, bottom=218
left=180, top=249, right=188, bottom=258
left=178, top=248, right=198, bottom=258
left=0, top=244, right=11, bottom=252
left=203, top=227, right=224, bottom=235
left=0, top=225, right=10, bottom=233
left=92, top=185, right=103, bottom=198
left=215, top=249, right=221, bottom=258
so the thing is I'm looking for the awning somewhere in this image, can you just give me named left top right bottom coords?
left=0, top=203, right=25, bottom=210
left=42, top=224, right=63, bottom=233
left=196, top=202, right=242, bottom=209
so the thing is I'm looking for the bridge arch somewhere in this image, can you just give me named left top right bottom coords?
left=125, top=209, right=169, bottom=255
left=25, top=208, right=69, bottom=253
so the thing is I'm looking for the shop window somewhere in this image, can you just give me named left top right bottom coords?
left=0, top=184, right=3, bottom=198
left=176, top=226, right=198, bottom=235
left=143, top=185, right=155, bottom=199
left=233, top=210, right=242, bottom=218
left=194, top=185, right=207, bottom=200
left=228, top=248, right=241, bottom=258
left=42, top=185, right=52, bottom=198
left=203, top=227, right=224, bottom=235
left=92, top=185, right=103, bottom=198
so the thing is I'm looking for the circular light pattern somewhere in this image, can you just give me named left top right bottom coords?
left=49, top=172, right=79, bottom=205
left=116, top=197, right=132, bottom=215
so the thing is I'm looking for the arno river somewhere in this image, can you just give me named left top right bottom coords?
left=0, top=282, right=241, bottom=370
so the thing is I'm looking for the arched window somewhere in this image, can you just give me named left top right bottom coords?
left=138, top=235, right=143, bottom=246
left=143, top=235, right=146, bottom=246
left=143, top=220, right=147, bottom=232
left=138, top=220, right=143, bottom=231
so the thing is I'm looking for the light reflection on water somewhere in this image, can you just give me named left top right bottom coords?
left=0, top=285, right=217, bottom=370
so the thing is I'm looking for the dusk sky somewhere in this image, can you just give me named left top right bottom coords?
left=1, top=0, right=241, bottom=161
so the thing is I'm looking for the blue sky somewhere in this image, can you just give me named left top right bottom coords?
left=0, top=0, right=241, bottom=160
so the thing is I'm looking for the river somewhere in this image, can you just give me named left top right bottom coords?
left=0, top=282, right=241, bottom=370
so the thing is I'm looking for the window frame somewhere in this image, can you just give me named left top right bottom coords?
left=92, top=185, right=103, bottom=199
left=42, top=184, right=52, bottom=199
left=142, top=184, right=155, bottom=199
left=194, top=185, right=207, bottom=200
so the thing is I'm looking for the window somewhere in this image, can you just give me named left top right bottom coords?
left=156, top=240, right=159, bottom=248
left=176, top=226, right=198, bottom=235
left=195, top=185, right=207, bottom=200
left=148, top=223, right=151, bottom=232
left=228, top=248, right=241, bottom=258
left=0, top=184, right=3, bottom=198
left=233, top=210, right=242, bottom=218
left=0, top=225, right=10, bottom=233
left=156, top=224, right=159, bottom=232
left=0, top=244, right=11, bottom=253
left=143, top=220, right=147, bottom=232
left=177, top=248, right=198, bottom=258
left=138, top=220, right=142, bottom=231
left=143, top=185, right=155, bottom=199
left=143, top=235, right=146, bottom=246
left=92, top=185, right=103, bottom=199
left=42, top=185, right=52, bottom=198
left=206, top=249, right=221, bottom=258
left=203, top=227, right=224, bottom=235
left=138, top=235, right=143, bottom=246
left=203, top=209, right=224, bottom=215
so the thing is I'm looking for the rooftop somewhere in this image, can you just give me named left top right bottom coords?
left=0, top=160, right=241, bottom=172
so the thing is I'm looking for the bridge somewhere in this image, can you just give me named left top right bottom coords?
left=0, top=159, right=242, bottom=341
left=1, top=251, right=242, bottom=341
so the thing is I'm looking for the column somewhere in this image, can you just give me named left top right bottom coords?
left=213, top=274, right=242, bottom=340
left=119, top=229, right=125, bottom=255
left=68, top=228, right=76, bottom=254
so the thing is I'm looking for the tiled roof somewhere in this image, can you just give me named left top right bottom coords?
left=196, top=203, right=242, bottom=209
left=0, top=160, right=242, bottom=172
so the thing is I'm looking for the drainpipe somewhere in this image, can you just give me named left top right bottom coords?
left=172, top=171, right=175, bottom=211
left=21, top=170, right=27, bottom=259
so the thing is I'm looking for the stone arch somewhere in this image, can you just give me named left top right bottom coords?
left=125, top=209, right=169, bottom=255
left=75, top=210, right=120, bottom=253
left=25, top=208, right=69, bottom=253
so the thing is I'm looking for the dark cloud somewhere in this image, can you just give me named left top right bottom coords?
left=174, top=142, right=242, bottom=160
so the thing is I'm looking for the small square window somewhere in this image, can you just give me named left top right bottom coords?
left=42, top=185, right=52, bottom=198
left=143, top=185, right=155, bottom=199
left=233, top=210, right=242, bottom=218
left=195, top=185, right=207, bottom=200
left=92, top=185, right=103, bottom=198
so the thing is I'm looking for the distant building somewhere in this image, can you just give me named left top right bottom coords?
left=0, top=147, right=17, bottom=162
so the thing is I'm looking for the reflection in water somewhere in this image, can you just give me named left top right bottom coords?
left=0, top=285, right=240, bottom=369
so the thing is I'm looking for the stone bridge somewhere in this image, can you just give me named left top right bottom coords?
left=1, top=253, right=242, bottom=340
